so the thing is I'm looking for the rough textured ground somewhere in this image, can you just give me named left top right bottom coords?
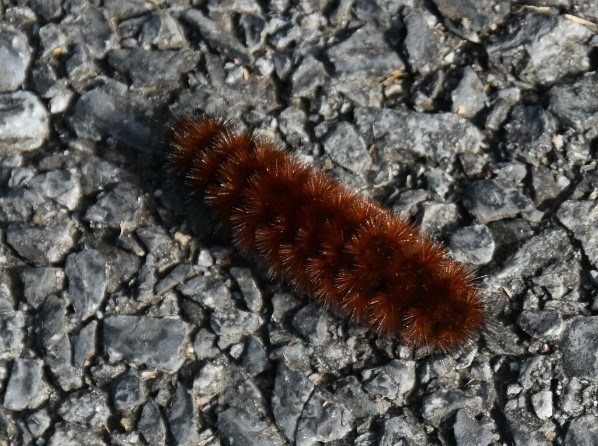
left=0, top=1, right=597, bottom=445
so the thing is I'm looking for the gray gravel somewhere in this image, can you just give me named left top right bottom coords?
left=0, top=25, right=31, bottom=92
left=0, top=90, right=49, bottom=153
left=0, top=2, right=596, bottom=445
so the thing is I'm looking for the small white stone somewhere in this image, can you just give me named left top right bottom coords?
left=532, top=390, right=553, bottom=420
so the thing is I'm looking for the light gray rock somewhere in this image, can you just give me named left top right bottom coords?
left=0, top=91, right=49, bottom=153
left=334, top=375, right=390, bottom=419
left=560, top=377, right=584, bottom=417
left=505, top=105, right=555, bottom=166
left=354, top=107, right=484, bottom=161
left=26, top=408, right=51, bottom=438
left=272, top=362, right=314, bottom=442
left=557, top=200, right=598, bottom=267
left=312, top=340, right=354, bottom=375
left=380, top=412, right=428, bottom=446
left=242, top=336, right=269, bottom=376
left=531, top=390, right=553, bottom=420
left=424, top=168, right=453, bottom=199
left=182, top=10, right=250, bottom=63
left=37, top=22, right=68, bottom=59
left=193, top=360, right=231, bottom=400
left=193, top=328, right=220, bottom=360
left=549, top=73, right=597, bottom=139
left=179, top=273, right=235, bottom=311
left=108, top=371, right=146, bottom=410
left=107, top=48, right=200, bottom=89
left=210, top=308, right=263, bottom=347
left=324, top=122, right=370, bottom=174
left=279, top=107, right=310, bottom=147
left=291, top=303, right=330, bottom=346
left=419, top=202, right=459, bottom=235
left=102, top=315, right=190, bottom=371
left=139, top=12, right=187, bottom=50
left=0, top=286, right=25, bottom=361
left=73, top=320, right=97, bottom=367
left=230, top=267, right=263, bottom=313
left=6, top=224, right=75, bottom=265
left=328, top=23, right=404, bottom=76
left=218, top=406, right=286, bottom=446
left=518, top=310, right=564, bottom=340
left=65, top=249, right=108, bottom=320
left=0, top=25, right=32, bottom=92
left=465, top=180, right=533, bottom=224
left=392, top=189, right=429, bottom=218
left=21, top=267, right=65, bottom=309
left=57, top=388, right=110, bottom=430
left=403, top=8, right=446, bottom=75
left=432, top=0, right=503, bottom=34
left=73, top=5, right=117, bottom=58
left=295, top=387, right=353, bottom=446
left=450, top=224, right=495, bottom=265
left=562, top=316, right=598, bottom=379
left=488, top=15, right=592, bottom=84
left=0, top=187, right=45, bottom=223
left=291, top=55, right=327, bottom=98
left=84, top=184, right=141, bottom=229
left=452, top=409, right=494, bottom=446
left=565, top=415, right=598, bottom=446
left=68, top=84, right=151, bottom=147
left=491, top=163, right=527, bottom=186
left=139, top=399, right=167, bottom=446
left=36, top=295, right=83, bottom=391
left=166, top=383, right=199, bottom=446
left=452, top=67, right=486, bottom=118
left=327, top=23, right=404, bottom=106
left=362, top=360, right=416, bottom=404
left=3, top=358, right=49, bottom=411
left=523, top=17, right=592, bottom=84
left=271, top=292, right=302, bottom=324
left=494, top=228, right=573, bottom=295
left=48, top=422, right=107, bottom=446
left=422, top=389, right=484, bottom=427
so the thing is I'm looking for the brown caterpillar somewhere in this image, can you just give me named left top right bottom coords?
left=166, top=115, right=486, bottom=352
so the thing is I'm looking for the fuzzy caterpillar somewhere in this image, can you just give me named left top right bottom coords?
left=166, top=115, right=486, bottom=352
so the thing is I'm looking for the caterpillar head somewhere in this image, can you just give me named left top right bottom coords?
left=399, top=262, right=485, bottom=352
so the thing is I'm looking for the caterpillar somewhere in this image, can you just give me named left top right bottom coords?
left=166, top=115, right=486, bottom=352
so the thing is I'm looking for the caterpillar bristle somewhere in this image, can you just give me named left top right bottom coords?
left=165, top=114, right=487, bottom=353
left=167, top=115, right=224, bottom=176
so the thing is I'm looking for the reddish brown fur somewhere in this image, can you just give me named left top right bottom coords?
left=167, top=116, right=485, bottom=352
